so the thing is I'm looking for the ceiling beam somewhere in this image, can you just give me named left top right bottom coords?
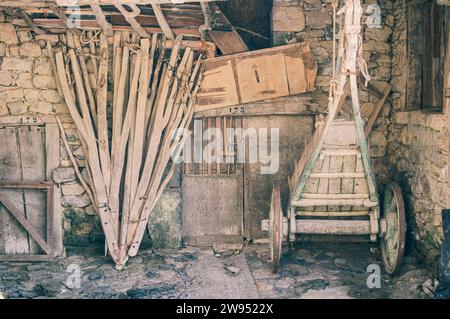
left=151, top=3, right=174, bottom=39
left=91, top=4, right=114, bottom=36
left=0, top=0, right=223, bottom=8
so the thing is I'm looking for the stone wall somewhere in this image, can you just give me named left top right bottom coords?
left=0, top=19, right=105, bottom=246
left=386, top=0, right=449, bottom=263
left=271, top=0, right=395, bottom=185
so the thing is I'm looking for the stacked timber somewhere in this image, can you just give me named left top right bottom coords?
left=49, top=30, right=204, bottom=268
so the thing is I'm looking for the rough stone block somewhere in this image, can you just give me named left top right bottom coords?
left=62, top=183, right=86, bottom=196
left=0, top=23, right=18, bottom=44
left=24, top=89, right=40, bottom=102
left=305, top=11, right=331, bottom=30
left=40, top=90, right=61, bottom=103
left=147, top=189, right=182, bottom=249
left=34, top=59, right=53, bottom=75
left=7, top=101, right=28, bottom=115
left=0, top=71, right=13, bottom=86
left=32, top=75, right=57, bottom=89
left=272, top=5, right=305, bottom=32
left=0, top=88, right=24, bottom=102
left=17, top=31, right=33, bottom=43
left=395, top=112, right=409, bottom=124
left=19, top=42, right=41, bottom=57
left=1, top=58, right=32, bottom=72
left=29, top=101, right=54, bottom=114
left=53, top=167, right=76, bottom=183
left=0, top=100, right=8, bottom=116
left=62, top=193, right=91, bottom=208
left=15, top=72, right=34, bottom=89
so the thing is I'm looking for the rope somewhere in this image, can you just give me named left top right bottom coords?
left=80, top=30, right=101, bottom=45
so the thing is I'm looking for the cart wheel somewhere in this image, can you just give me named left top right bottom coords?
left=269, top=184, right=283, bottom=274
left=380, top=182, right=406, bottom=274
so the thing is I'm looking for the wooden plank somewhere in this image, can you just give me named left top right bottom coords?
left=0, top=127, right=29, bottom=255
left=195, top=58, right=240, bottom=112
left=194, top=43, right=317, bottom=113
left=45, top=122, right=62, bottom=256
left=0, top=254, right=51, bottom=262
left=236, top=52, right=289, bottom=103
left=295, top=220, right=371, bottom=235
left=310, top=172, right=364, bottom=178
left=209, top=31, right=248, bottom=55
left=0, top=181, right=53, bottom=189
left=18, top=126, right=47, bottom=254
left=291, top=198, right=378, bottom=208
left=297, top=211, right=370, bottom=217
left=365, top=84, right=391, bottom=138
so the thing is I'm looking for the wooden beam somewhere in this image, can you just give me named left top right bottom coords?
left=91, top=4, right=114, bottom=36
left=0, top=0, right=220, bottom=7
left=115, top=4, right=149, bottom=38
left=10, top=18, right=201, bottom=37
left=151, top=4, right=174, bottom=39
left=365, top=84, right=391, bottom=138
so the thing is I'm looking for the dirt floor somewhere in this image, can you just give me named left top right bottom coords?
left=0, top=242, right=435, bottom=299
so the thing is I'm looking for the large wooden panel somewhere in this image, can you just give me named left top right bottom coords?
left=0, top=127, right=29, bottom=254
left=17, top=126, right=47, bottom=254
left=236, top=53, right=289, bottom=103
left=182, top=175, right=243, bottom=245
left=194, top=42, right=317, bottom=113
left=0, top=122, right=61, bottom=258
left=243, top=115, right=315, bottom=239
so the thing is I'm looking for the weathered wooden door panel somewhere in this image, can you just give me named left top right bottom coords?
left=0, top=122, right=61, bottom=259
left=0, top=126, right=31, bottom=254
left=243, top=115, right=315, bottom=239
left=182, top=175, right=243, bottom=245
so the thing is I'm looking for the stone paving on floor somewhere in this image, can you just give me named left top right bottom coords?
left=0, top=242, right=434, bottom=299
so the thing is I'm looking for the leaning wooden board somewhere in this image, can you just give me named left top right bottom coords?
left=194, top=42, right=317, bottom=112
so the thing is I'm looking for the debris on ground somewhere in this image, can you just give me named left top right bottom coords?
left=212, top=243, right=244, bottom=258
left=224, top=265, right=241, bottom=275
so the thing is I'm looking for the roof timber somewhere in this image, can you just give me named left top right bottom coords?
left=0, top=0, right=223, bottom=8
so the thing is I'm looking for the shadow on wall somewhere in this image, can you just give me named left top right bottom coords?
left=218, top=0, right=273, bottom=50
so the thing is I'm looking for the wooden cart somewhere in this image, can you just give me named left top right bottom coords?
left=263, top=0, right=406, bottom=275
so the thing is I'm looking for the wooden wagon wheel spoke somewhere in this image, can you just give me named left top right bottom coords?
left=380, top=182, right=406, bottom=274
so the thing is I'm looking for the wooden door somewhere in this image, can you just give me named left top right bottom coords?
left=0, top=122, right=61, bottom=260
left=182, top=117, right=244, bottom=245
